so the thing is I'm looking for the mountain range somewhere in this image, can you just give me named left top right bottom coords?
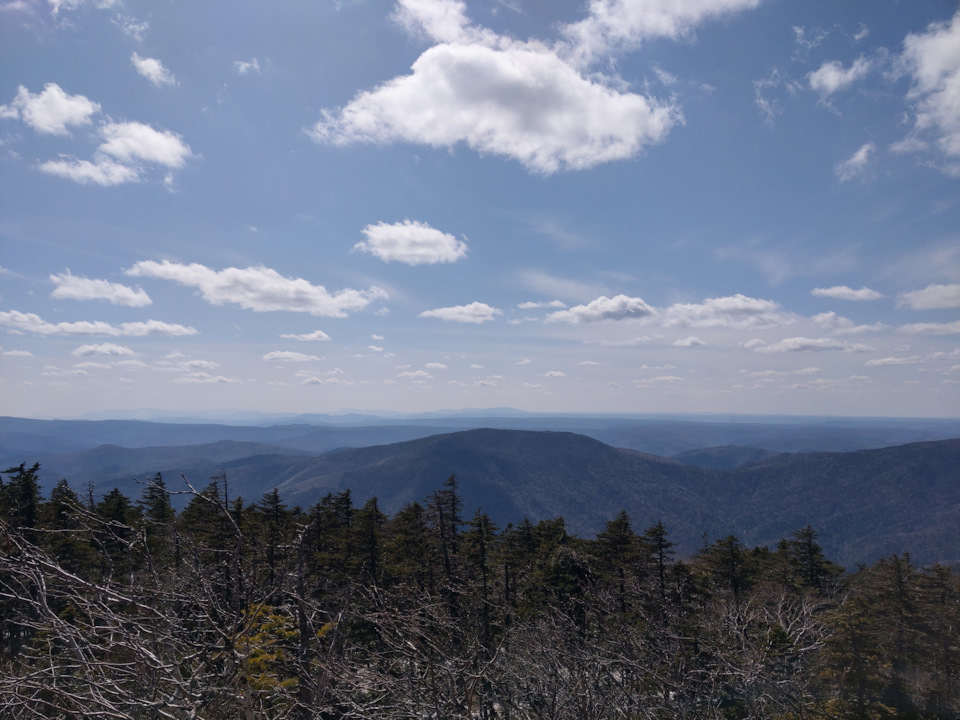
left=3, top=415, right=958, bottom=568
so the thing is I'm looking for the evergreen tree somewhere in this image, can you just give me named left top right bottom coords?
left=462, top=509, right=498, bottom=647
left=778, top=525, right=843, bottom=591
left=40, top=478, right=96, bottom=574
left=95, top=487, right=140, bottom=579
left=595, top=510, right=638, bottom=614
left=258, top=488, right=290, bottom=589
left=1, top=462, right=42, bottom=541
left=642, top=521, right=674, bottom=610
left=384, top=501, right=434, bottom=592
left=352, top=497, right=386, bottom=588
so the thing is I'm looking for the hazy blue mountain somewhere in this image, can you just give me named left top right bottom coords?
left=5, top=414, right=959, bottom=463
left=672, top=445, right=781, bottom=469
left=5, top=417, right=959, bottom=568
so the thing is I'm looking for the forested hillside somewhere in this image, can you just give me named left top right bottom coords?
left=6, top=428, right=960, bottom=567
left=1, top=463, right=958, bottom=719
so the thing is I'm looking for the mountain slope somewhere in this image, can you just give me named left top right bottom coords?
left=7, top=421, right=959, bottom=567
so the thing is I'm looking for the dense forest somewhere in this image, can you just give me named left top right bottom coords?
left=1, top=462, right=958, bottom=719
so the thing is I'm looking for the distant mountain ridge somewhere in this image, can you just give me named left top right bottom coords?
left=4, top=418, right=958, bottom=569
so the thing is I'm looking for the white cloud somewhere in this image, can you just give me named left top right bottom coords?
left=393, top=0, right=472, bottom=44
left=368, top=345, right=385, bottom=352
left=173, top=372, right=241, bottom=384
left=811, top=285, right=883, bottom=301
left=120, top=320, right=198, bottom=336
left=399, top=369, right=433, bottom=379
left=179, top=360, right=219, bottom=371
left=634, top=375, right=684, bottom=384
left=752, top=67, right=787, bottom=125
left=808, top=57, right=871, bottom=96
left=519, top=271, right=601, bottom=301
left=39, top=121, right=193, bottom=187
left=673, top=336, right=705, bottom=347
left=546, top=294, right=654, bottom=323
left=310, top=9, right=680, bottom=174
left=419, top=301, right=501, bottom=323
left=812, top=312, right=888, bottom=335
left=280, top=330, right=332, bottom=341
left=131, top=53, right=176, bottom=86
left=99, top=122, right=192, bottom=168
left=126, top=260, right=387, bottom=317
left=518, top=300, right=567, bottom=309
left=562, top=0, right=762, bottom=67
left=755, top=337, right=874, bottom=353
left=898, top=320, right=960, bottom=335
left=744, top=367, right=821, bottom=378
left=897, top=283, right=960, bottom=310
left=834, top=142, right=875, bottom=182
left=234, top=58, right=261, bottom=75
left=425, top=362, right=448, bottom=369
left=40, top=156, right=139, bottom=186
left=864, top=356, right=923, bottom=367
left=71, top=342, right=135, bottom=357
left=1, top=348, right=32, bottom=357
left=262, top=351, right=321, bottom=362
left=50, top=271, right=151, bottom=306
left=0, top=83, right=100, bottom=135
left=901, top=11, right=960, bottom=164
left=662, top=294, right=784, bottom=329
left=356, top=219, right=467, bottom=265
left=115, top=15, right=148, bottom=41
left=543, top=370, right=566, bottom=377
left=0, top=310, right=197, bottom=336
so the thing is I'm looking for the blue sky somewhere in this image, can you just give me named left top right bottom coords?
left=1, top=0, right=959, bottom=419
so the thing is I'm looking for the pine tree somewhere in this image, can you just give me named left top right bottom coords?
left=596, top=510, right=638, bottom=614
left=258, top=488, right=290, bottom=589
left=1, top=462, right=42, bottom=541
left=642, top=521, right=675, bottom=611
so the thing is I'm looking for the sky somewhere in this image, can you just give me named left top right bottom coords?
left=1, top=0, right=959, bottom=420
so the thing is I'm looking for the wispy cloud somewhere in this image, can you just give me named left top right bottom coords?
left=811, top=285, right=883, bottom=301
left=234, top=58, right=261, bottom=75
left=280, top=330, right=332, bottom=341
left=419, top=301, right=501, bottom=323
left=897, top=283, right=960, bottom=310
left=898, top=320, right=960, bottom=335
left=834, top=142, right=875, bottom=182
left=561, top=0, right=761, bottom=67
left=808, top=57, right=871, bottom=97
left=131, top=53, right=177, bottom=86
left=50, top=271, right=151, bottom=307
left=0, top=310, right=197, bottom=337
left=126, top=260, right=387, bottom=317
left=262, top=351, right=321, bottom=362
left=755, top=337, right=874, bottom=353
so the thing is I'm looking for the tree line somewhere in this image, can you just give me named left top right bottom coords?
left=1, top=461, right=958, bottom=719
